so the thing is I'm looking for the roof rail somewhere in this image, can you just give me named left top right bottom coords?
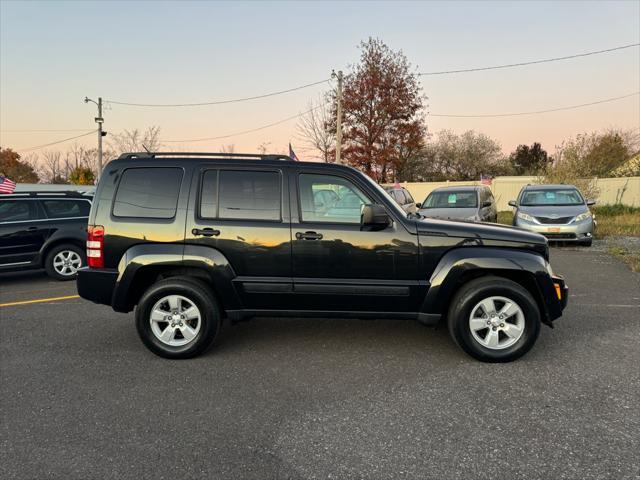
left=117, top=152, right=295, bottom=162
left=2, top=190, right=91, bottom=198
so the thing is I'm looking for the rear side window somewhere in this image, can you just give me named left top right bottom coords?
left=113, top=168, right=183, bottom=219
left=217, top=170, right=281, bottom=221
left=41, top=200, right=90, bottom=218
left=0, top=200, right=39, bottom=222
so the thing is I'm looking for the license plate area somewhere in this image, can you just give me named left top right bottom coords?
left=547, top=227, right=561, bottom=233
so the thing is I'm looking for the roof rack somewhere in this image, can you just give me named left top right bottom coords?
left=2, top=190, right=92, bottom=198
left=117, top=152, right=295, bottom=162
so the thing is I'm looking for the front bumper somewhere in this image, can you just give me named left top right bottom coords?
left=514, top=217, right=594, bottom=242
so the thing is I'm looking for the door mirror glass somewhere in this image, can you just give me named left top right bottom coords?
left=586, top=199, right=596, bottom=206
left=361, top=204, right=390, bottom=230
left=508, top=200, right=517, bottom=207
left=416, top=202, right=422, bottom=209
left=482, top=200, right=492, bottom=208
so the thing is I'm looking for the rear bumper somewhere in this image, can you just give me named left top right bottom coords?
left=76, top=267, right=118, bottom=306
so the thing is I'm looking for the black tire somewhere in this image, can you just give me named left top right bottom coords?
left=580, top=238, right=593, bottom=247
left=447, top=276, right=541, bottom=363
left=135, top=278, right=221, bottom=359
left=44, top=243, right=85, bottom=281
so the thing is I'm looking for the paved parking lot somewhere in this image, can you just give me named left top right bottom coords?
left=1, top=246, right=639, bottom=480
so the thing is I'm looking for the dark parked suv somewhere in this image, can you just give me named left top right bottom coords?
left=77, top=153, right=568, bottom=362
left=0, top=191, right=91, bottom=280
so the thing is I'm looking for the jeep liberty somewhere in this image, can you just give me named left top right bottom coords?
left=77, top=153, right=568, bottom=362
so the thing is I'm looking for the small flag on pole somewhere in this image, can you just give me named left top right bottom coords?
left=0, top=175, right=17, bottom=194
left=289, top=143, right=300, bottom=162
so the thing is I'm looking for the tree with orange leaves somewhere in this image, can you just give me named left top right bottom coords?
left=336, top=38, right=426, bottom=182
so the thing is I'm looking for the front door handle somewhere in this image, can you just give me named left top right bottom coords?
left=296, top=231, right=323, bottom=241
left=192, top=227, right=220, bottom=237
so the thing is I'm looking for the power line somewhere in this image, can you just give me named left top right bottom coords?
left=106, top=79, right=330, bottom=108
left=15, top=130, right=98, bottom=152
left=419, top=43, right=640, bottom=76
left=163, top=104, right=327, bottom=143
left=1, top=129, right=93, bottom=133
left=429, top=91, right=640, bottom=118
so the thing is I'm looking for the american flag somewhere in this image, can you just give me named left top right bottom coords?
left=0, top=176, right=17, bottom=194
left=288, top=143, right=300, bottom=162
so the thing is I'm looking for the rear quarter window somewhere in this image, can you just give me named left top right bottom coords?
left=41, top=199, right=90, bottom=218
left=113, top=167, right=183, bottom=219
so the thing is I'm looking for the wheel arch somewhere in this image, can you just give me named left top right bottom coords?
left=422, top=247, right=554, bottom=326
left=112, top=243, right=239, bottom=313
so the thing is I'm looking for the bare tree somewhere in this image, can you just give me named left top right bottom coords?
left=257, top=142, right=272, bottom=154
left=40, top=150, right=68, bottom=183
left=109, top=126, right=162, bottom=155
left=295, top=94, right=334, bottom=162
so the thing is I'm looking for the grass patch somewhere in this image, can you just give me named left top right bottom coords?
left=608, top=244, right=640, bottom=273
left=497, top=211, right=514, bottom=225
left=593, top=205, right=640, bottom=238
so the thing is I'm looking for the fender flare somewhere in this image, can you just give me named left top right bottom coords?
left=112, top=243, right=239, bottom=312
left=421, top=247, right=557, bottom=323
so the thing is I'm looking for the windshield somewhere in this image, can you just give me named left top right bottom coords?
left=422, top=190, right=478, bottom=209
left=520, top=189, right=584, bottom=206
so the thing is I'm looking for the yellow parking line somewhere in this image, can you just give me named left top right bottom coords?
left=0, top=295, right=80, bottom=308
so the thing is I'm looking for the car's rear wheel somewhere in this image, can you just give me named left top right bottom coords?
left=135, top=278, right=221, bottom=359
left=447, top=276, right=541, bottom=362
left=44, top=243, right=85, bottom=281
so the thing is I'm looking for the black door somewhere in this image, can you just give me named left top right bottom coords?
left=0, top=199, right=49, bottom=268
left=186, top=166, right=292, bottom=309
left=289, top=170, right=423, bottom=313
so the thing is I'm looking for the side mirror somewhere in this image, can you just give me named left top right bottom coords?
left=508, top=200, right=517, bottom=208
left=361, top=204, right=391, bottom=230
left=586, top=199, right=596, bottom=206
left=416, top=202, right=422, bottom=209
left=482, top=201, right=492, bottom=208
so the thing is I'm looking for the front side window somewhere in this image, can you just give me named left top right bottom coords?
left=423, top=190, right=478, bottom=209
left=299, top=174, right=369, bottom=223
left=113, top=168, right=183, bottom=219
left=520, top=189, right=584, bottom=206
left=218, top=170, right=281, bottom=221
left=0, top=200, right=37, bottom=222
left=403, top=189, right=415, bottom=205
left=41, top=200, right=90, bottom=218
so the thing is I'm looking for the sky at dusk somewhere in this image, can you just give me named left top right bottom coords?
left=1, top=0, right=639, bottom=159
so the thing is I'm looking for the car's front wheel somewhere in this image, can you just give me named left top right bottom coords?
left=135, top=278, right=221, bottom=359
left=447, top=276, right=541, bottom=362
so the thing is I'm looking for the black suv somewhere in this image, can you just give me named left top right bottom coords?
left=77, top=153, right=568, bottom=362
left=0, top=191, right=91, bottom=280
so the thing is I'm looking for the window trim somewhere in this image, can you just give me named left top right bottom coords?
left=198, top=168, right=284, bottom=223
left=112, top=167, right=184, bottom=220
left=296, top=172, right=375, bottom=226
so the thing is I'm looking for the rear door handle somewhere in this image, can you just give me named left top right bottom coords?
left=295, top=231, right=323, bottom=240
left=192, top=227, right=220, bottom=237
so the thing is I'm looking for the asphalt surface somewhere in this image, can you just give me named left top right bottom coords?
left=1, top=247, right=639, bottom=480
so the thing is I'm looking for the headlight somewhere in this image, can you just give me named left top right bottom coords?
left=517, top=211, right=536, bottom=222
left=573, top=211, right=592, bottom=223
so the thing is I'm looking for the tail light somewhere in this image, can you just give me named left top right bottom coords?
left=87, top=225, right=104, bottom=268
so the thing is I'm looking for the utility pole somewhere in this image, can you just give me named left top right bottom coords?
left=332, top=70, right=344, bottom=164
left=84, top=96, right=105, bottom=179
